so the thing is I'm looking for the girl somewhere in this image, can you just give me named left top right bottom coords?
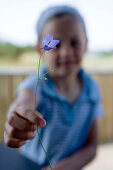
left=4, top=5, right=104, bottom=170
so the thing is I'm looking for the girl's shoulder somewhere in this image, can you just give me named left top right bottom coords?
left=79, top=69, right=101, bottom=103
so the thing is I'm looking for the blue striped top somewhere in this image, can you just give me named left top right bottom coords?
left=17, top=65, right=104, bottom=168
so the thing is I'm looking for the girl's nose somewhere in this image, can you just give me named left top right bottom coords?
left=60, top=44, right=73, bottom=59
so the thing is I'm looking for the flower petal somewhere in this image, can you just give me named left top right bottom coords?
left=42, top=44, right=52, bottom=51
left=43, top=34, right=53, bottom=45
left=48, top=40, right=60, bottom=49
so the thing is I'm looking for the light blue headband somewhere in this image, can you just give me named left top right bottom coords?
left=36, top=5, right=87, bottom=40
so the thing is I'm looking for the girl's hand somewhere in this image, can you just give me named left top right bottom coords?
left=4, top=103, right=46, bottom=148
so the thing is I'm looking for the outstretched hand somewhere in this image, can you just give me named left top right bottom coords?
left=4, top=102, right=46, bottom=148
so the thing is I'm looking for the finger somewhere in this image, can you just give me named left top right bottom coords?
left=4, top=131, right=26, bottom=148
left=7, top=112, right=37, bottom=131
left=5, top=123, right=36, bottom=140
left=13, top=105, right=46, bottom=127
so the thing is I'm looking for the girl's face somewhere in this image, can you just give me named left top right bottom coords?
left=37, top=15, right=87, bottom=78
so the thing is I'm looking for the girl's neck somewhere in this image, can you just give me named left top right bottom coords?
left=53, top=73, right=82, bottom=104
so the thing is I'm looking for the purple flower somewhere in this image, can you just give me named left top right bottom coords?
left=42, top=33, right=60, bottom=51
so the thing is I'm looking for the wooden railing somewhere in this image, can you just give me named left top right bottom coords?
left=0, top=67, right=113, bottom=143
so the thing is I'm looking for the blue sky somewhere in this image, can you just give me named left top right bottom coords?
left=0, top=0, right=113, bottom=51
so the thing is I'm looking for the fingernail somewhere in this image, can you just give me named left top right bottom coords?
left=39, top=120, right=46, bottom=127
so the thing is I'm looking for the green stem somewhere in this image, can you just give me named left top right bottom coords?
left=35, top=56, right=40, bottom=111
left=37, top=130, right=52, bottom=170
left=35, top=55, right=52, bottom=170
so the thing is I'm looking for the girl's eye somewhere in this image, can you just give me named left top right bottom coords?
left=71, top=40, right=78, bottom=47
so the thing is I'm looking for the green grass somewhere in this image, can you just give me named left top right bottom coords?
left=0, top=52, right=38, bottom=67
left=0, top=42, right=34, bottom=59
left=83, top=54, right=113, bottom=70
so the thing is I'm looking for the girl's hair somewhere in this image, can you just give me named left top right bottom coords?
left=36, top=5, right=87, bottom=41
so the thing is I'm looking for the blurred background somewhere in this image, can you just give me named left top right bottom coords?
left=0, top=0, right=113, bottom=169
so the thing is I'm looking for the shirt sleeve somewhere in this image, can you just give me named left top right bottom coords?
left=93, top=102, right=105, bottom=119
left=89, top=77, right=105, bottom=119
left=16, top=74, right=38, bottom=96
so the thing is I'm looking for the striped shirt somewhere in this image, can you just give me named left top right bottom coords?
left=16, top=64, right=104, bottom=169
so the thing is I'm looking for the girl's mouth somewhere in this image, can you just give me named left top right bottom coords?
left=59, top=61, right=76, bottom=67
